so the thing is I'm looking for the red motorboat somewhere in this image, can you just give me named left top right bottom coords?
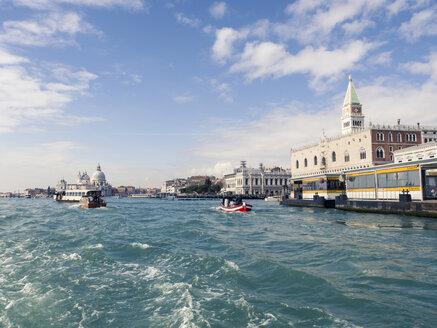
left=220, top=196, right=252, bottom=212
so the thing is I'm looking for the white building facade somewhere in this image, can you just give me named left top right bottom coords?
left=223, top=162, right=291, bottom=196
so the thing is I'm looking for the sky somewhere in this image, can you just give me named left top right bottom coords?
left=1, top=0, right=437, bottom=191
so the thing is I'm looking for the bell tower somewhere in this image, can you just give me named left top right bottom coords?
left=341, top=75, right=364, bottom=135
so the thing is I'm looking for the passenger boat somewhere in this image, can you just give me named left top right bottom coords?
left=220, top=196, right=252, bottom=212
left=54, top=188, right=106, bottom=208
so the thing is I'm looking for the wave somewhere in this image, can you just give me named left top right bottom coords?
left=86, top=243, right=104, bottom=249
left=129, top=242, right=150, bottom=249
left=62, top=253, right=82, bottom=260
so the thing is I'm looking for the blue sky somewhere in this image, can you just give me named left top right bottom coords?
left=1, top=0, right=437, bottom=191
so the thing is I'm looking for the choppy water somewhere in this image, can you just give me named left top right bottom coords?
left=0, top=198, right=436, bottom=327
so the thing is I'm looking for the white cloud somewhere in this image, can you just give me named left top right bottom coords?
left=277, top=0, right=387, bottom=44
left=0, top=50, right=100, bottom=133
left=0, top=12, right=97, bottom=47
left=187, top=161, right=234, bottom=178
left=194, top=103, right=339, bottom=166
left=373, top=51, right=392, bottom=65
left=342, top=19, right=375, bottom=35
left=195, top=59, right=437, bottom=166
left=401, top=52, right=437, bottom=81
left=209, top=2, right=227, bottom=19
left=173, top=94, right=195, bottom=103
left=212, top=27, right=247, bottom=63
left=210, top=79, right=233, bottom=102
left=285, top=0, right=324, bottom=15
left=12, top=0, right=145, bottom=10
left=230, top=40, right=376, bottom=87
left=399, top=7, right=437, bottom=42
left=0, top=47, right=29, bottom=64
left=175, top=13, right=201, bottom=28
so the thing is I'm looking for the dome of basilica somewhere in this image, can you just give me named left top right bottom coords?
left=91, top=164, right=106, bottom=183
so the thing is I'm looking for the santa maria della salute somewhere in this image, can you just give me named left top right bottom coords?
left=55, top=164, right=113, bottom=197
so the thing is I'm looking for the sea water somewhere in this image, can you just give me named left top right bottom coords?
left=0, top=198, right=436, bottom=327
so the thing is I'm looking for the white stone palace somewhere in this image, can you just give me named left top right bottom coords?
left=223, top=161, right=291, bottom=196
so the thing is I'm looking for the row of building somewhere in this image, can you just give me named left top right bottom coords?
left=286, top=75, right=437, bottom=203
left=161, top=176, right=221, bottom=195
left=221, top=75, right=437, bottom=203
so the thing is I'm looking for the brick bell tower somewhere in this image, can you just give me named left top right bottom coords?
left=341, top=75, right=364, bottom=135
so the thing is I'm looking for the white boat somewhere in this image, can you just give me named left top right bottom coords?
left=265, top=196, right=280, bottom=202
left=53, top=188, right=102, bottom=202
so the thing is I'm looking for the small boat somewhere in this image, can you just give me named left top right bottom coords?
left=79, top=190, right=106, bottom=208
left=220, top=196, right=252, bottom=212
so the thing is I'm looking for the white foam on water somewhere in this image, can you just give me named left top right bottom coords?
left=345, top=222, right=380, bottom=230
left=225, top=260, right=239, bottom=271
left=20, top=282, right=33, bottom=295
left=121, top=263, right=161, bottom=281
left=62, top=253, right=82, bottom=261
left=248, top=313, right=278, bottom=327
left=5, top=300, right=15, bottom=310
left=130, top=242, right=150, bottom=249
left=140, top=266, right=160, bottom=280
left=87, top=244, right=104, bottom=249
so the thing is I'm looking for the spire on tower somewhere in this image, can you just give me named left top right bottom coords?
left=343, top=74, right=360, bottom=107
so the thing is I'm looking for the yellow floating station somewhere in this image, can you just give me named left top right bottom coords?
left=288, top=158, right=437, bottom=207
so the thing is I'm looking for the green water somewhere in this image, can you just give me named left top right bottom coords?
left=0, top=198, right=436, bottom=327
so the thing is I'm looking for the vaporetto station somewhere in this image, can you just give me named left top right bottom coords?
left=283, top=76, right=437, bottom=216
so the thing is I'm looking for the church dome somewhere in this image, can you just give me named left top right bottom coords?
left=91, top=164, right=106, bottom=183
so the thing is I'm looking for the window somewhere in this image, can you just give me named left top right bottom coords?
left=304, top=158, right=308, bottom=167
left=314, top=156, right=318, bottom=165
left=388, top=132, right=393, bottom=142
left=398, top=146, right=402, bottom=150
left=255, top=178, right=258, bottom=185
left=245, top=179, right=248, bottom=185
left=344, top=151, right=350, bottom=162
left=347, top=173, right=375, bottom=189
left=390, top=155, right=393, bottom=161
left=279, top=179, right=283, bottom=185
left=377, top=170, right=420, bottom=188
left=275, top=179, right=278, bottom=185
left=360, top=148, right=366, bottom=159
left=296, top=160, right=299, bottom=169
left=412, top=134, right=417, bottom=142
left=265, top=179, right=268, bottom=185
left=389, top=146, right=393, bottom=152
left=332, top=151, right=336, bottom=162
left=397, top=133, right=402, bottom=142
left=376, top=147, right=384, bottom=159
left=321, top=157, right=326, bottom=166
left=376, top=132, right=384, bottom=141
